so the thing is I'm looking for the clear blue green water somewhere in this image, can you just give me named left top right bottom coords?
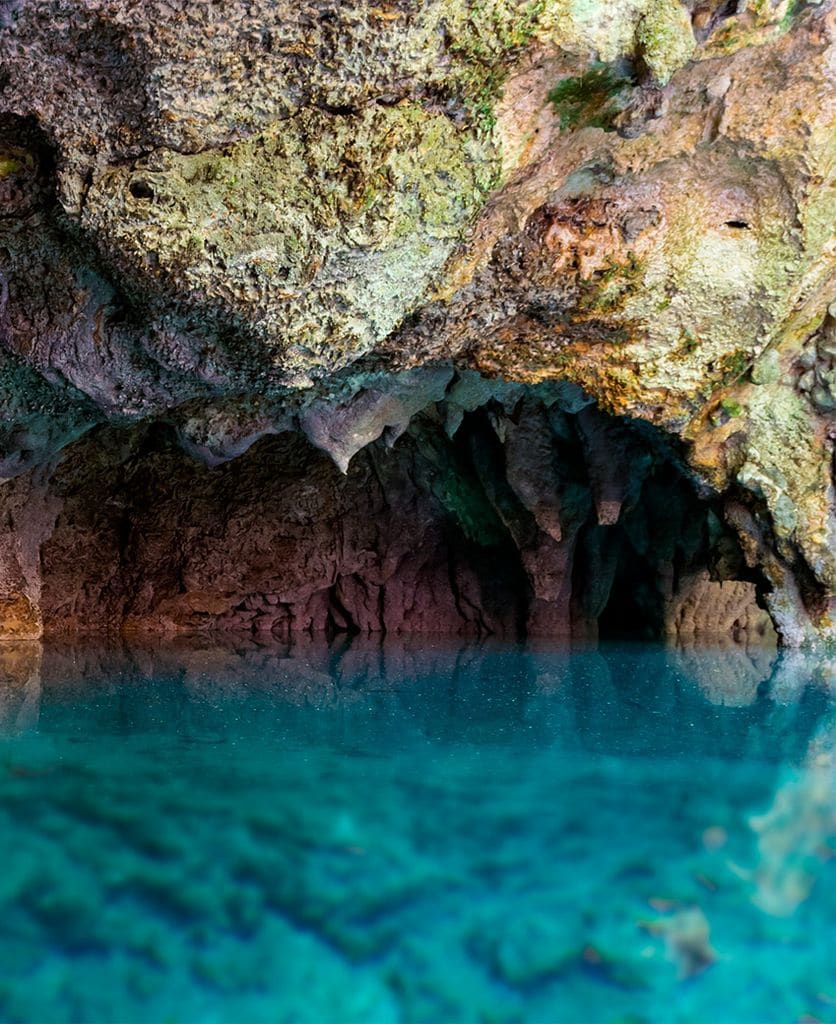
left=0, top=640, right=834, bottom=1024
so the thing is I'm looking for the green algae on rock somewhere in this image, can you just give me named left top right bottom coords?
left=548, top=62, right=636, bottom=131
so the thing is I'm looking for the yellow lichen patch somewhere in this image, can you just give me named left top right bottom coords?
left=434, top=128, right=815, bottom=432
left=0, top=156, right=22, bottom=178
left=740, top=384, right=835, bottom=580
left=575, top=252, right=647, bottom=314
left=604, top=151, right=803, bottom=405
left=469, top=322, right=684, bottom=417
left=689, top=352, right=835, bottom=607
left=703, top=0, right=800, bottom=57
left=537, top=0, right=649, bottom=63
left=555, top=358, right=646, bottom=415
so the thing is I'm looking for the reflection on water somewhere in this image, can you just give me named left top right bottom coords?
left=0, top=641, right=40, bottom=734
left=750, top=707, right=836, bottom=918
left=0, top=636, right=833, bottom=1023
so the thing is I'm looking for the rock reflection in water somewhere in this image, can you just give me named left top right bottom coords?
left=749, top=706, right=836, bottom=917
left=0, top=630, right=827, bottom=720
left=0, top=633, right=830, bottom=741
left=0, top=641, right=41, bottom=733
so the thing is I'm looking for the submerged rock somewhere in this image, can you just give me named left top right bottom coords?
left=641, top=906, right=717, bottom=979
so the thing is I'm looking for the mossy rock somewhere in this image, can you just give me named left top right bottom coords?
left=548, top=62, right=635, bottom=132
left=82, top=103, right=499, bottom=376
left=636, top=0, right=696, bottom=85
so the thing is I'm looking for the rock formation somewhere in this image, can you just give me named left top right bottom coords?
left=0, top=0, right=833, bottom=644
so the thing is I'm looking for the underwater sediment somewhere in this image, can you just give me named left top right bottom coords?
left=0, top=0, right=833, bottom=645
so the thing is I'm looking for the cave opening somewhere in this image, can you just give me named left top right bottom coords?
left=31, top=384, right=774, bottom=646
left=443, top=396, right=772, bottom=645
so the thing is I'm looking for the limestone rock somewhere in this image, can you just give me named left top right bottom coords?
left=664, top=570, right=776, bottom=644
left=0, top=0, right=832, bottom=644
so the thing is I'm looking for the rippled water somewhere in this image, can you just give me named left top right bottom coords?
left=0, top=639, right=834, bottom=1023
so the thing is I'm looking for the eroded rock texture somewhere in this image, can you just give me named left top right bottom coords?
left=16, top=385, right=778, bottom=645
left=0, top=0, right=833, bottom=644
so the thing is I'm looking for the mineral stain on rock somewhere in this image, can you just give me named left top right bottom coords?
left=0, top=0, right=832, bottom=645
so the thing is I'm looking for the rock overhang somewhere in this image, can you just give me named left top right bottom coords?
left=0, top=0, right=832, bottom=644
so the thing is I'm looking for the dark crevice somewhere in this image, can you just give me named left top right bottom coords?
left=128, top=179, right=155, bottom=200
left=692, top=0, right=746, bottom=42
left=326, top=580, right=360, bottom=638
left=0, top=112, right=59, bottom=220
left=314, top=103, right=361, bottom=117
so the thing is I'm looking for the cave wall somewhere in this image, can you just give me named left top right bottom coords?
left=12, top=386, right=773, bottom=647
left=0, top=1, right=833, bottom=646
left=38, top=419, right=525, bottom=640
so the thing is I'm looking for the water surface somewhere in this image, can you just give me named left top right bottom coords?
left=0, top=639, right=834, bottom=1023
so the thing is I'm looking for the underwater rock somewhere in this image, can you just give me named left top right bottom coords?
left=749, top=713, right=836, bottom=916
left=641, top=906, right=717, bottom=979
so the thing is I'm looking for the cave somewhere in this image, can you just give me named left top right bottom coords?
left=1, top=3, right=835, bottom=1020
left=24, top=381, right=774, bottom=648
left=0, top=0, right=832, bottom=649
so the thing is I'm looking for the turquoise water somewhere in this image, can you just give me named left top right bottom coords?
left=0, top=640, right=834, bottom=1024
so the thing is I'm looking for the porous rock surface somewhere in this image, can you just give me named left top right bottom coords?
left=0, top=0, right=833, bottom=644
